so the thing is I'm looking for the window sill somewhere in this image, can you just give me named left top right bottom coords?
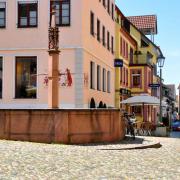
left=17, top=26, right=38, bottom=28
left=14, top=97, right=37, bottom=100
left=57, top=24, right=70, bottom=27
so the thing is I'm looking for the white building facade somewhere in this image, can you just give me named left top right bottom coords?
left=0, top=0, right=115, bottom=109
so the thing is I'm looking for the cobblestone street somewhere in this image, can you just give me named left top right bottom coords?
left=0, top=136, right=179, bottom=179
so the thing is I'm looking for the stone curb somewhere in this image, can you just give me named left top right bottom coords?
left=98, top=141, right=162, bottom=151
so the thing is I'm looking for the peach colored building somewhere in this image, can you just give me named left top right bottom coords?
left=0, top=0, right=115, bottom=109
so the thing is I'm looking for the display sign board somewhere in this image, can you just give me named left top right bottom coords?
left=149, top=83, right=160, bottom=88
left=114, top=59, right=123, bottom=67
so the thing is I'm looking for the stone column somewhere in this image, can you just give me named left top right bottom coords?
left=48, top=52, right=59, bottom=108
left=48, top=4, right=60, bottom=109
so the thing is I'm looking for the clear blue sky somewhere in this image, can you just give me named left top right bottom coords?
left=116, top=0, right=180, bottom=93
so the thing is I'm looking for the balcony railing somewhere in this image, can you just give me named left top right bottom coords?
left=130, top=54, right=153, bottom=66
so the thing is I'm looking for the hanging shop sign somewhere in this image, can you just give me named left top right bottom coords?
left=114, top=59, right=123, bottom=67
left=149, top=83, right=160, bottom=88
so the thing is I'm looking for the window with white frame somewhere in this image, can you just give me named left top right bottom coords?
left=51, top=0, right=70, bottom=26
left=18, top=1, right=38, bottom=28
left=15, top=57, right=37, bottom=98
left=107, top=71, right=111, bottom=93
left=90, top=61, right=95, bottom=89
left=0, top=2, right=6, bottom=28
left=132, top=70, right=141, bottom=87
left=97, top=65, right=101, bottom=91
left=0, top=57, right=3, bottom=98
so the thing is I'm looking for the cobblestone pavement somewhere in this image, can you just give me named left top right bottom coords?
left=170, top=131, right=180, bottom=138
left=0, top=136, right=179, bottom=180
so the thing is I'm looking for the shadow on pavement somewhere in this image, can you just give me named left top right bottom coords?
left=74, top=136, right=144, bottom=147
left=98, top=142, right=162, bottom=151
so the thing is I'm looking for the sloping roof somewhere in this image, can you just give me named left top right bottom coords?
left=127, top=15, right=157, bottom=35
left=115, top=5, right=164, bottom=57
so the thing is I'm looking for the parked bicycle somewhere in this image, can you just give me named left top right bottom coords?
left=123, top=112, right=136, bottom=140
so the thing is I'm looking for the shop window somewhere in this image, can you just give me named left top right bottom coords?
left=0, top=2, right=6, bottom=28
left=51, top=0, right=70, bottom=26
left=0, top=57, right=2, bottom=98
left=18, top=1, right=38, bottom=28
left=15, top=57, right=37, bottom=98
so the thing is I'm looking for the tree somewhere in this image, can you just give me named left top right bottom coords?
left=98, top=101, right=104, bottom=108
left=90, top=98, right=96, bottom=108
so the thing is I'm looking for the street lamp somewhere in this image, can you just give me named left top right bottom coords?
left=178, top=84, right=180, bottom=116
left=157, top=55, right=165, bottom=123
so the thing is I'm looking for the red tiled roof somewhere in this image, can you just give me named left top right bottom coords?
left=127, top=15, right=157, bottom=35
